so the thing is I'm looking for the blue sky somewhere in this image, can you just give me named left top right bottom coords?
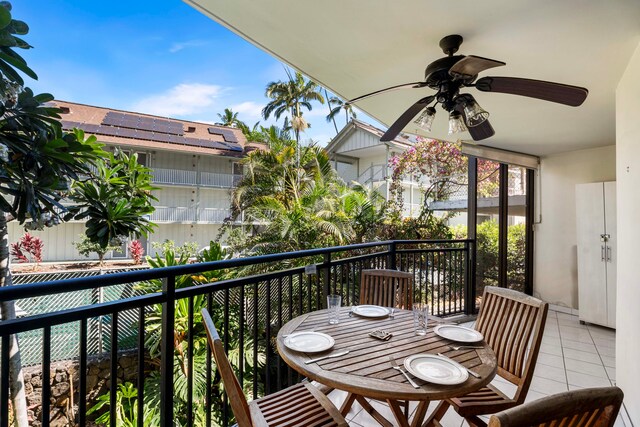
left=16, top=0, right=364, bottom=145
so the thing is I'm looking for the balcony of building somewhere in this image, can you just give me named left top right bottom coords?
left=0, top=240, right=628, bottom=427
left=151, top=167, right=242, bottom=189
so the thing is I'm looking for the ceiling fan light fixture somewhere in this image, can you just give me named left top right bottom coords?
left=463, top=98, right=490, bottom=127
left=448, top=111, right=467, bottom=135
left=414, top=106, right=437, bottom=132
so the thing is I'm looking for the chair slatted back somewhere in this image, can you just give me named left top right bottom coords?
left=359, top=269, right=414, bottom=309
left=202, top=308, right=252, bottom=427
left=487, top=387, right=624, bottom=427
left=475, top=286, right=548, bottom=403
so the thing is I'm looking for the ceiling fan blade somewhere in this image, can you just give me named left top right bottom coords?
left=347, top=82, right=426, bottom=104
left=454, top=98, right=495, bottom=141
left=380, top=96, right=435, bottom=142
left=475, top=76, right=588, bottom=106
left=449, top=55, right=506, bottom=80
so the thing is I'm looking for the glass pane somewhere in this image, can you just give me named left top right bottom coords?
left=476, top=159, right=501, bottom=304
left=506, top=165, right=528, bottom=292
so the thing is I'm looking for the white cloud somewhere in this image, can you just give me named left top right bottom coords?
left=131, top=83, right=224, bottom=117
left=231, top=101, right=264, bottom=121
left=169, top=40, right=208, bottom=53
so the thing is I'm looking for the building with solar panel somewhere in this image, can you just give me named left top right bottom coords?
left=7, top=100, right=261, bottom=262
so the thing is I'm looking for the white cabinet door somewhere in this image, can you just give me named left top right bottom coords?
left=576, top=183, right=607, bottom=326
left=604, top=181, right=617, bottom=328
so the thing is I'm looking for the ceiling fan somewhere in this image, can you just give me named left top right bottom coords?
left=346, top=35, right=588, bottom=142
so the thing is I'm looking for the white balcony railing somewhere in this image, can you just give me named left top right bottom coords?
left=152, top=168, right=197, bottom=186
left=152, top=168, right=241, bottom=188
left=150, top=207, right=197, bottom=223
left=150, top=207, right=233, bottom=223
left=197, top=208, right=232, bottom=223
left=200, top=172, right=242, bottom=188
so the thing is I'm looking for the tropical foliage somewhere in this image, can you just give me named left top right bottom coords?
left=73, top=234, right=121, bottom=266
left=10, top=232, right=43, bottom=265
left=326, top=95, right=357, bottom=134
left=0, top=3, right=106, bottom=424
left=452, top=221, right=526, bottom=293
left=224, top=128, right=385, bottom=255
left=262, top=70, right=325, bottom=143
left=68, top=149, right=157, bottom=250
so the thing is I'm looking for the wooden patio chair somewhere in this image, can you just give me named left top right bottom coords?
left=487, top=387, right=624, bottom=427
left=426, top=286, right=549, bottom=427
left=359, top=269, right=414, bottom=309
left=201, top=308, right=348, bottom=427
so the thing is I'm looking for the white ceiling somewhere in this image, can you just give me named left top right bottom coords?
left=185, top=0, right=640, bottom=156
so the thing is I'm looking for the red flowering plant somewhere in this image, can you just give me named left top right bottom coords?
left=128, top=240, right=145, bottom=265
left=10, top=233, right=44, bottom=269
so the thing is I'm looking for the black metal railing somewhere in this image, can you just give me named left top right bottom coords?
left=0, top=239, right=473, bottom=427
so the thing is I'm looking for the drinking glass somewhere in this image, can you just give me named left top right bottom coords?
left=327, top=295, right=342, bottom=324
left=413, top=302, right=428, bottom=335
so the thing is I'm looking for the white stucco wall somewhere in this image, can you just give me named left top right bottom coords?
left=616, top=41, right=640, bottom=426
left=533, top=145, right=616, bottom=309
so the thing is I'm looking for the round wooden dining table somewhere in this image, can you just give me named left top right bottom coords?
left=276, top=307, right=497, bottom=427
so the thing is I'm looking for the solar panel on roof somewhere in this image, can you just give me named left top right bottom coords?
left=102, top=111, right=184, bottom=136
left=216, top=128, right=239, bottom=143
left=66, top=116, right=242, bottom=153
left=207, top=127, right=240, bottom=143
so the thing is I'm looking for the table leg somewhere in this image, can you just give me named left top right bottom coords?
left=411, top=401, right=430, bottom=427
left=355, top=395, right=394, bottom=427
left=386, top=399, right=411, bottom=427
left=339, top=392, right=357, bottom=416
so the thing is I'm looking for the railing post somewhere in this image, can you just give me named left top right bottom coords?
left=388, top=241, right=397, bottom=270
left=464, top=241, right=477, bottom=316
left=466, top=156, right=478, bottom=315
left=160, top=275, right=175, bottom=426
left=321, top=253, right=331, bottom=306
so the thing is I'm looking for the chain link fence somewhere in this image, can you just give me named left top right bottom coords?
left=12, top=267, right=148, bottom=366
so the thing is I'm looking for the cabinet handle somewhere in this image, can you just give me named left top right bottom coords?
left=606, top=246, right=612, bottom=262
left=601, top=245, right=605, bottom=261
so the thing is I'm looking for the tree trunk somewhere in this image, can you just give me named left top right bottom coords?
left=324, top=89, right=339, bottom=135
left=0, top=213, right=29, bottom=427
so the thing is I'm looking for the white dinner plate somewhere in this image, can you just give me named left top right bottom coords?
left=404, top=354, right=469, bottom=385
left=433, top=325, right=484, bottom=343
left=283, top=332, right=335, bottom=353
left=351, top=305, right=390, bottom=318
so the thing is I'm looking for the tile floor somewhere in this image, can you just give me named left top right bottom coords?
left=327, top=309, right=628, bottom=427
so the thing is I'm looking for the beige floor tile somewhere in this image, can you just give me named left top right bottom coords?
left=605, top=366, right=616, bottom=381
left=524, top=389, right=549, bottom=403
left=533, top=363, right=567, bottom=383
left=600, top=355, right=616, bottom=368
left=592, top=336, right=616, bottom=348
left=537, top=352, right=564, bottom=367
left=566, top=370, right=612, bottom=388
left=561, top=338, right=598, bottom=354
left=563, top=347, right=602, bottom=364
left=559, top=327, right=593, bottom=343
left=564, top=358, right=608, bottom=378
left=540, top=342, right=563, bottom=356
left=596, top=345, right=615, bottom=357
left=530, top=375, right=568, bottom=395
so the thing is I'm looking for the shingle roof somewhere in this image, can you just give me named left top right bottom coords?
left=53, top=100, right=265, bottom=157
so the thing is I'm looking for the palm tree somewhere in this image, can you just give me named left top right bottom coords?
left=326, top=96, right=357, bottom=135
left=226, top=128, right=358, bottom=254
left=262, top=70, right=325, bottom=145
left=215, top=108, right=245, bottom=128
